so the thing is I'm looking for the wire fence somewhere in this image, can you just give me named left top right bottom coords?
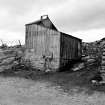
left=0, top=39, right=25, bottom=47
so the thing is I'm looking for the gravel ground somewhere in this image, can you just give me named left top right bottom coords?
left=0, top=77, right=105, bottom=105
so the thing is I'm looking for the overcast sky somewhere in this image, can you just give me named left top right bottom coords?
left=0, top=0, right=105, bottom=45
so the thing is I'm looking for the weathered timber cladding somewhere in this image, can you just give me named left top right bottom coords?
left=60, top=32, right=82, bottom=67
left=25, top=24, right=60, bottom=70
left=25, top=16, right=82, bottom=71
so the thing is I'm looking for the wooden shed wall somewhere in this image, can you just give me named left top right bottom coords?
left=25, top=24, right=60, bottom=70
left=60, top=33, right=82, bottom=67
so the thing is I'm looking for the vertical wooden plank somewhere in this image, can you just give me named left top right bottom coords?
left=28, top=26, right=30, bottom=49
left=25, top=24, right=61, bottom=70
left=25, top=25, right=28, bottom=48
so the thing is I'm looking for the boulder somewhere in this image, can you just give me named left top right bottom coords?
left=72, top=63, right=85, bottom=71
left=87, top=59, right=96, bottom=64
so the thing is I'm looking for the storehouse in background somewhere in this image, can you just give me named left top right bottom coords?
left=25, top=15, right=82, bottom=71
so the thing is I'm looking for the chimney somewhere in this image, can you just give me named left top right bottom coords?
left=41, top=15, right=48, bottom=20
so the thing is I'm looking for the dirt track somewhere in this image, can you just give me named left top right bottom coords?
left=0, top=76, right=105, bottom=105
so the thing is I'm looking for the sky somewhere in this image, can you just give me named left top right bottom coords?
left=0, top=0, right=105, bottom=45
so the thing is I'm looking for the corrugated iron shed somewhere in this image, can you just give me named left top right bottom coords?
left=25, top=15, right=82, bottom=71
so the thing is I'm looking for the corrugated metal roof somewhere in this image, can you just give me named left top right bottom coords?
left=26, top=15, right=58, bottom=31
left=25, top=15, right=82, bottom=41
left=60, top=32, right=82, bottom=41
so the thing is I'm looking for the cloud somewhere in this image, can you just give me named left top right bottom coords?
left=0, top=0, right=65, bottom=15
left=0, top=0, right=66, bottom=44
left=51, top=0, right=105, bottom=32
left=71, top=28, right=105, bottom=42
left=0, top=0, right=105, bottom=43
left=0, top=0, right=66, bottom=32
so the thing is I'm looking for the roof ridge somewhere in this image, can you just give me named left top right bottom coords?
left=25, top=15, right=58, bottom=31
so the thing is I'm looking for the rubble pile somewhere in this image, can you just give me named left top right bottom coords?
left=72, top=57, right=98, bottom=71
left=71, top=38, right=105, bottom=72
left=0, top=47, right=33, bottom=74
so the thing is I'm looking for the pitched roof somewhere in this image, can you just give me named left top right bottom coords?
left=60, top=32, right=82, bottom=41
left=26, top=15, right=58, bottom=31
left=25, top=15, right=82, bottom=41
